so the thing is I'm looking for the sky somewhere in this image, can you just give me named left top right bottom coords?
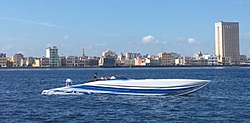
left=0, top=0, right=250, bottom=57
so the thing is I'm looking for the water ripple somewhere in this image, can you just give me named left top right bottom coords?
left=0, top=68, right=250, bottom=122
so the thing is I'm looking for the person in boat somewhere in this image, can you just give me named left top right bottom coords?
left=110, top=76, right=116, bottom=79
left=104, top=76, right=109, bottom=80
left=100, top=76, right=109, bottom=80
left=93, top=72, right=98, bottom=81
left=66, top=78, right=72, bottom=87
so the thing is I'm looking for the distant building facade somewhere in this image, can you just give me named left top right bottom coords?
left=12, top=53, right=24, bottom=67
left=32, top=59, right=40, bottom=67
left=239, top=55, right=247, bottom=64
left=40, top=57, right=49, bottom=67
left=0, top=53, right=7, bottom=67
left=203, top=54, right=218, bottom=65
left=175, top=57, right=192, bottom=65
left=158, top=52, right=173, bottom=65
left=215, top=21, right=240, bottom=65
left=46, top=46, right=60, bottom=67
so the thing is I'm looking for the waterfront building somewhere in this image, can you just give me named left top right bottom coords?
left=6, top=58, right=13, bottom=67
left=59, top=56, right=66, bottom=67
left=40, top=57, right=49, bottom=67
left=215, top=21, right=240, bottom=65
left=99, top=57, right=116, bottom=66
left=66, top=56, right=78, bottom=67
left=189, top=58, right=208, bottom=66
left=99, top=49, right=117, bottom=67
left=144, top=57, right=160, bottom=66
left=85, top=58, right=99, bottom=67
left=175, top=57, right=192, bottom=65
left=193, top=51, right=203, bottom=59
left=46, top=46, right=60, bottom=67
left=0, top=53, right=6, bottom=67
left=25, top=57, right=35, bottom=67
left=117, top=53, right=125, bottom=61
left=0, top=53, right=7, bottom=67
left=134, top=57, right=146, bottom=66
left=124, top=59, right=135, bottom=66
left=12, top=53, right=24, bottom=67
left=239, top=55, right=247, bottom=64
left=125, top=52, right=141, bottom=59
left=202, top=55, right=218, bottom=65
left=222, top=57, right=232, bottom=65
left=158, top=52, right=173, bottom=65
left=32, top=59, right=40, bottom=67
left=102, top=49, right=116, bottom=57
left=77, top=56, right=85, bottom=67
left=116, top=53, right=126, bottom=66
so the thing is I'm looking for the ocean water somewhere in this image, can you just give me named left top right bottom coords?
left=0, top=67, right=250, bottom=123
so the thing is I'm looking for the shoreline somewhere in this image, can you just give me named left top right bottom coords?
left=0, top=65, right=250, bottom=69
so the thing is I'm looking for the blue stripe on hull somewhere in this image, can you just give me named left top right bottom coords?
left=69, top=84, right=204, bottom=95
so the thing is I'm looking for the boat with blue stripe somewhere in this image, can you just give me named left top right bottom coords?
left=41, top=75, right=210, bottom=96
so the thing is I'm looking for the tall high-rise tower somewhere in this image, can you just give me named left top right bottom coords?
left=215, top=21, right=240, bottom=64
left=81, top=46, right=85, bottom=57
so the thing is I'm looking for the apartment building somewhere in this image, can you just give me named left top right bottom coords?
left=0, top=53, right=7, bottom=67
left=46, top=46, right=60, bottom=67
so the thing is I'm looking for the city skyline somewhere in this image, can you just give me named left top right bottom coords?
left=1, top=0, right=250, bottom=57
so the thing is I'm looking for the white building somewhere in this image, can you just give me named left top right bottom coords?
left=46, top=46, right=60, bottom=67
left=202, top=55, right=218, bottom=65
left=102, top=49, right=116, bottom=58
left=175, top=56, right=192, bottom=65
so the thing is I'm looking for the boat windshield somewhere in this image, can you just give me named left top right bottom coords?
left=113, top=75, right=129, bottom=80
left=86, top=75, right=129, bottom=83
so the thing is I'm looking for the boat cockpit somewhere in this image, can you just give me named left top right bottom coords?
left=86, top=75, right=129, bottom=83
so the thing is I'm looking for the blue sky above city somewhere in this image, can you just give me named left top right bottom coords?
left=0, top=0, right=250, bottom=57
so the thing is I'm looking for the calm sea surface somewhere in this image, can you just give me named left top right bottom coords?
left=0, top=67, right=250, bottom=123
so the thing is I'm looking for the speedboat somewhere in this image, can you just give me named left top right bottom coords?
left=41, top=75, right=211, bottom=96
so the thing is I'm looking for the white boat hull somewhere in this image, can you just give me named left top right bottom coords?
left=41, top=79, right=210, bottom=96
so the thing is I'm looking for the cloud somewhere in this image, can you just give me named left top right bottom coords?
left=174, top=37, right=186, bottom=41
left=1, top=45, right=12, bottom=50
left=103, top=34, right=120, bottom=37
left=60, top=44, right=67, bottom=47
left=188, top=38, right=199, bottom=44
left=125, top=35, right=135, bottom=40
left=0, top=16, right=62, bottom=28
left=94, top=43, right=106, bottom=46
left=64, top=36, right=68, bottom=40
left=141, top=35, right=161, bottom=44
left=141, top=35, right=155, bottom=43
left=85, top=45, right=92, bottom=49
left=128, top=41, right=133, bottom=44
